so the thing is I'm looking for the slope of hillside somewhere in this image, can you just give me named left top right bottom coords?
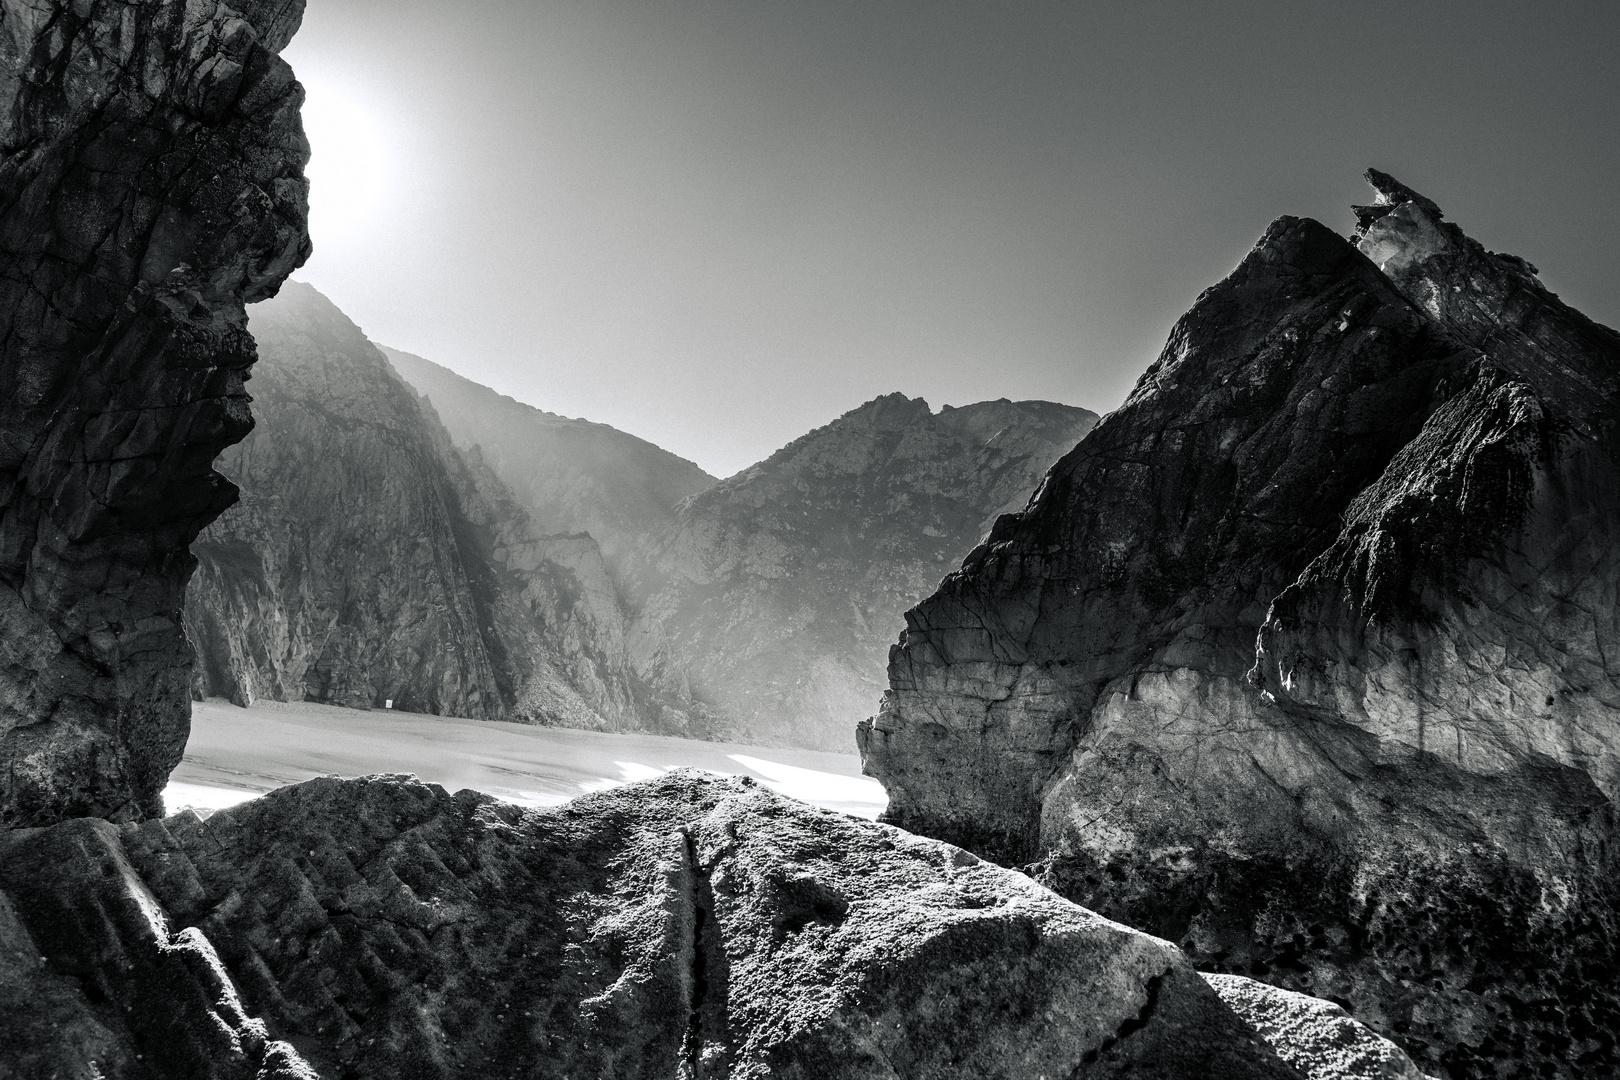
left=861, top=174, right=1620, bottom=1078
left=383, top=347, right=717, bottom=584
left=645, top=393, right=1099, bottom=749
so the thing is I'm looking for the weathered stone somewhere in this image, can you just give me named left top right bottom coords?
left=0, top=771, right=1308, bottom=1079
left=1205, top=974, right=1431, bottom=1080
left=0, top=0, right=311, bottom=827
left=861, top=177, right=1620, bottom=1078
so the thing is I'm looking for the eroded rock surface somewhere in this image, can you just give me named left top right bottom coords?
left=644, top=393, right=1097, bottom=748
left=0, top=771, right=1308, bottom=1079
left=1205, top=974, right=1431, bottom=1080
left=861, top=176, right=1619, bottom=1078
left=0, top=0, right=311, bottom=827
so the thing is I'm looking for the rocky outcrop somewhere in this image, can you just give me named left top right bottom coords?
left=185, top=282, right=669, bottom=730
left=861, top=175, right=1619, bottom=1078
left=383, top=346, right=717, bottom=585
left=644, top=393, right=1098, bottom=749
left=0, top=0, right=311, bottom=827
left=0, top=770, right=1319, bottom=1079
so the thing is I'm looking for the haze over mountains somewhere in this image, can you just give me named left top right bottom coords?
left=182, top=283, right=1095, bottom=749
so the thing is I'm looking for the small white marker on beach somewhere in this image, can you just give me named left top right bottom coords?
left=385, top=699, right=393, bottom=709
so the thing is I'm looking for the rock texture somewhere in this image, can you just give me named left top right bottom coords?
left=383, top=346, right=717, bottom=586
left=186, top=282, right=672, bottom=730
left=0, top=0, right=311, bottom=827
left=861, top=175, right=1619, bottom=1079
left=0, top=771, right=1312, bottom=1080
left=642, top=393, right=1098, bottom=749
left=1205, top=974, right=1432, bottom=1080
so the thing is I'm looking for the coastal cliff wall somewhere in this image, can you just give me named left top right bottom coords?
left=0, top=0, right=310, bottom=826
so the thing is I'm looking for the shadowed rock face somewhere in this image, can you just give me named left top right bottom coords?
left=645, top=393, right=1098, bottom=749
left=861, top=178, right=1619, bottom=1079
left=0, top=0, right=311, bottom=827
left=0, top=771, right=1312, bottom=1080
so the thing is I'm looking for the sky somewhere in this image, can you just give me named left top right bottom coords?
left=282, top=0, right=1620, bottom=478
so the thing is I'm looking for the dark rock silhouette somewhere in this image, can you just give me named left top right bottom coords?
left=0, top=0, right=310, bottom=827
left=861, top=174, right=1620, bottom=1078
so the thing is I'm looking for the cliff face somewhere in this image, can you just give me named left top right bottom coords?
left=383, top=346, right=717, bottom=586
left=647, top=393, right=1098, bottom=749
left=0, top=0, right=310, bottom=827
left=861, top=176, right=1619, bottom=1079
left=185, top=282, right=656, bottom=730
left=0, top=771, right=1332, bottom=1080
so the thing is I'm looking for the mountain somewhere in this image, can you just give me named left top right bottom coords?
left=0, top=0, right=309, bottom=827
left=860, top=172, right=1620, bottom=1079
left=382, top=346, right=717, bottom=585
left=185, top=282, right=688, bottom=732
left=642, top=393, right=1098, bottom=749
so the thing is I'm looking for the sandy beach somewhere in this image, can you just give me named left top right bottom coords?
left=167, top=698, right=887, bottom=820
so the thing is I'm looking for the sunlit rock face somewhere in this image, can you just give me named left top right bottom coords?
left=186, top=282, right=658, bottom=730
left=0, top=771, right=1318, bottom=1080
left=0, top=0, right=311, bottom=827
left=861, top=175, right=1620, bottom=1079
left=644, top=393, right=1099, bottom=749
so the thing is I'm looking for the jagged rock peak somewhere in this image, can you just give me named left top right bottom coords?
left=861, top=174, right=1619, bottom=1078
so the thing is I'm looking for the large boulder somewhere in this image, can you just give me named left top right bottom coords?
left=0, top=771, right=1307, bottom=1079
left=0, top=0, right=311, bottom=826
left=860, top=176, right=1620, bottom=1078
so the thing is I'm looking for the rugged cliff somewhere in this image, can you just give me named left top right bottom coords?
left=0, top=0, right=310, bottom=827
left=861, top=175, right=1619, bottom=1079
left=384, top=346, right=717, bottom=585
left=647, top=393, right=1098, bottom=749
left=186, top=282, right=664, bottom=730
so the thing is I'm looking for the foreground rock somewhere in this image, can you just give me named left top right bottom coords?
left=186, top=282, right=686, bottom=730
left=0, top=0, right=311, bottom=826
left=861, top=175, right=1620, bottom=1079
left=0, top=772, right=1311, bottom=1079
left=642, top=393, right=1098, bottom=748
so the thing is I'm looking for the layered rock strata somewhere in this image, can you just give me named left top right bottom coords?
left=643, top=393, right=1098, bottom=749
left=187, top=282, right=662, bottom=729
left=0, top=771, right=1318, bottom=1080
left=861, top=175, right=1619, bottom=1078
left=0, top=0, right=311, bottom=826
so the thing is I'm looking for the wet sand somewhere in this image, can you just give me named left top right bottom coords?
left=166, top=698, right=887, bottom=819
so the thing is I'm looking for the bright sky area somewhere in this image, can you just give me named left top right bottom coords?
left=282, top=0, right=1620, bottom=478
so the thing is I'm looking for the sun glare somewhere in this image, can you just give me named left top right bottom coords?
left=299, top=79, right=390, bottom=238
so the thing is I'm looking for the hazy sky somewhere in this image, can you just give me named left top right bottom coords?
left=282, top=1, right=1619, bottom=478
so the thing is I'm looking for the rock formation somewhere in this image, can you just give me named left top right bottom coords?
left=0, top=0, right=311, bottom=827
left=860, top=174, right=1619, bottom=1078
left=1, top=770, right=1330, bottom=1080
left=645, top=393, right=1098, bottom=749
left=186, top=282, right=675, bottom=730
left=384, top=346, right=717, bottom=586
